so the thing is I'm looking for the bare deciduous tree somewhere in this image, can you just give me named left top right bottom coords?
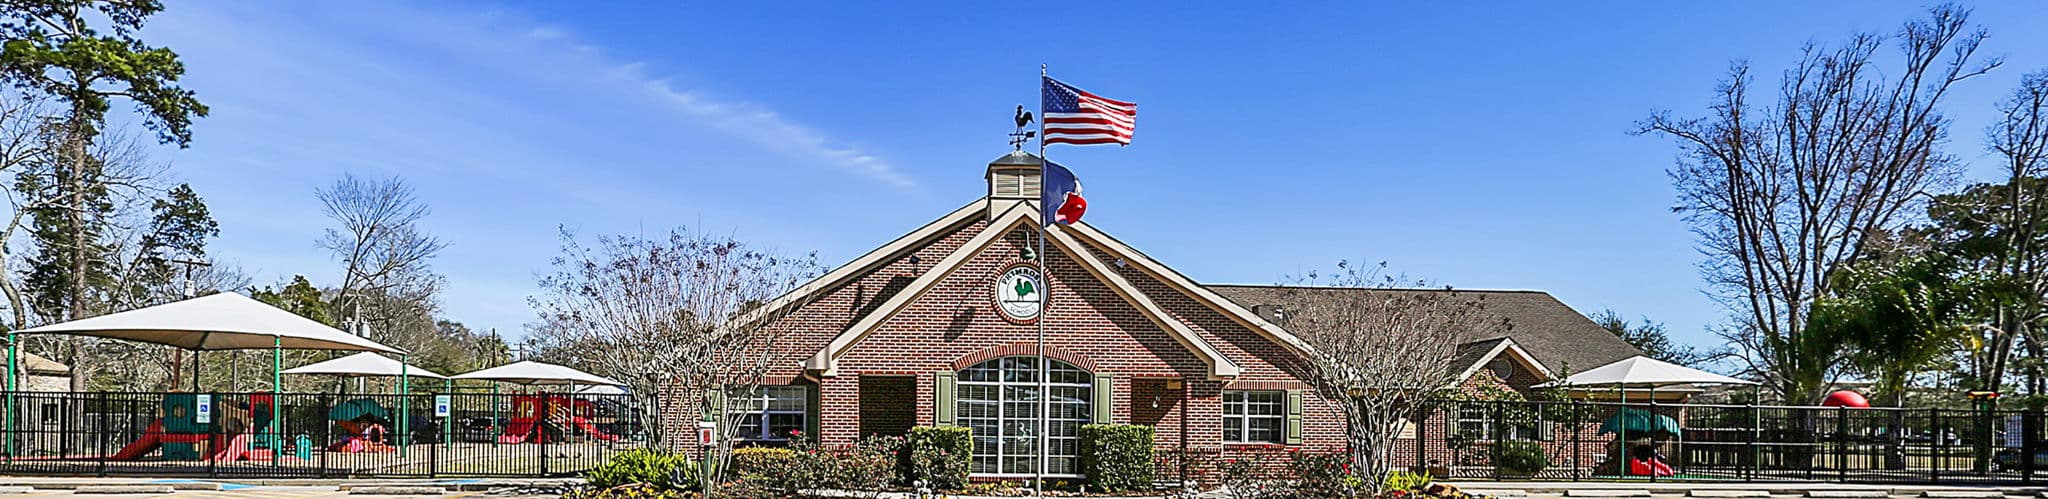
left=525, top=227, right=819, bottom=488
left=317, top=173, right=446, bottom=301
left=315, top=173, right=449, bottom=364
left=1969, top=69, right=2048, bottom=394
left=1277, top=261, right=1507, bottom=493
left=1637, top=4, right=1995, bottom=403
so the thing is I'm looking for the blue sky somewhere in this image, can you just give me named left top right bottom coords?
left=137, top=2, right=2048, bottom=349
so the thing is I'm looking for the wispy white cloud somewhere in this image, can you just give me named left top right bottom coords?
left=517, top=26, right=920, bottom=191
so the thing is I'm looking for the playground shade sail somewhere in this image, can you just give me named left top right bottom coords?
left=1534, top=355, right=1755, bottom=389
left=452, top=361, right=622, bottom=386
left=283, top=352, right=446, bottom=378
left=13, top=292, right=402, bottom=353
left=1602, top=408, right=1683, bottom=436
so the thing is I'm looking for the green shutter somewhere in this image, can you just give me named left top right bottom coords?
left=702, top=384, right=725, bottom=423
left=1092, top=373, right=1114, bottom=424
left=934, top=372, right=956, bottom=426
left=805, top=384, right=822, bottom=439
left=1285, top=389, right=1304, bottom=445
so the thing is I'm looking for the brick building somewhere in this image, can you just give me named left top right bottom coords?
left=689, top=151, right=1640, bottom=481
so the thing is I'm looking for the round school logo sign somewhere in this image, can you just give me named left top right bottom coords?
left=996, top=265, right=1044, bottom=322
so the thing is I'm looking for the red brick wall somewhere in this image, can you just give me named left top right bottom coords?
left=666, top=217, right=1352, bottom=477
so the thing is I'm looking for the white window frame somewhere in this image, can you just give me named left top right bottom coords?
left=956, top=356, right=1093, bottom=477
left=1223, top=391, right=1286, bottom=444
left=732, top=385, right=807, bottom=442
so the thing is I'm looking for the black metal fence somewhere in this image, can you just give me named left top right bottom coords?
left=1420, top=400, right=2048, bottom=483
left=0, top=390, right=649, bottom=478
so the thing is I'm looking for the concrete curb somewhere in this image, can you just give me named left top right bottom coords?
left=1808, top=492, right=1890, bottom=498
left=0, top=487, right=30, bottom=495
left=73, top=485, right=177, bottom=494
left=1922, top=492, right=2006, bottom=499
left=1690, top=491, right=1771, bottom=498
left=1465, top=490, right=1530, bottom=498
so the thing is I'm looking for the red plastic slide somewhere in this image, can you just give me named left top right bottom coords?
left=568, top=416, right=619, bottom=442
left=207, top=432, right=272, bottom=461
left=109, top=420, right=166, bottom=461
left=497, top=419, right=536, bottom=444
left=1629, top=458, right=1675, bottom=477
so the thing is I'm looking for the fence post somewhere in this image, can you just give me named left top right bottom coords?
left=2015, top=409, right=2031, bottom=482
left=1647, top=397, right=1659, bottom=484
left=1745, top=402, right=1757, bottom=482
left=207, top=391, right=218, bottom=479
left=540, top=394, right=551, bottom=477
left=1843, top=404, right=1859, bottom=482
left=1490, top=401, right=1502, bottom=481
left=96, top=392, right=108, bottom=477
left=429, top=395, right=439, bottom=478
left=318, top=394, right=330, bottom=479
left=1572, top=399, right=1582, bottom=482
left=1932, top=408, right=1944, bottom=483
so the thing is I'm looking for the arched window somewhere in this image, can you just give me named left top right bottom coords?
left=956, top=356, right=1092, bottom=475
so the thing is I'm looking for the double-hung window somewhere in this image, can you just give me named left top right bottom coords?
left=733, top=386, right=808, bottom=442
left=1223, top=391, right=1286, bottom=444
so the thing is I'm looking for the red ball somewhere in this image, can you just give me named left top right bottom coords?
left=1821, top=390, right=1870, bottom=408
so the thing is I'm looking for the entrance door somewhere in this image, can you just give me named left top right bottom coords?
left=956, top=356, right=1093, bottom=476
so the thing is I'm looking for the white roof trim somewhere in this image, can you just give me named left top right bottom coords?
left=1450, top=338, right=1554, bottom=386
left=1059, top=221, right=1316, bottom=357
left=737, top=200, right=986, bottom=327
left=807, top=203, right=1034, bottom=373
left=807, top=202, right=1239, bottom=379
left=1046, top=225, right=1239, bottom=379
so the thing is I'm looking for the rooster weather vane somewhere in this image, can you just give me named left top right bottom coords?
left=1008, top=104, right=1036, bottom=151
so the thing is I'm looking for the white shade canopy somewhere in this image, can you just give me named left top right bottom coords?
left=576, top=385, right=628, bottom=395
left=451, top=361, right=621, bottom=386
left=1534, top=355, right=1757, bottom=389
left=282, top=352, right=446, bottom=379
left=14, top=293, right=402, bottom=354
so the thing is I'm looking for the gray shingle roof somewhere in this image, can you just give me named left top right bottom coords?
left=1206, top=285, right=1642, bottom=377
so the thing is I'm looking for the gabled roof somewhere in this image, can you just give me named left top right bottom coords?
left=1450, top=337, right=1553, bottom=384
left=805, top=201, right=1243, bottom=379
left=19, top=351, right=67, bottom=376
left=1207, top=285, right=1640, bottom=375
left=735, top=200, right=987, bottom=328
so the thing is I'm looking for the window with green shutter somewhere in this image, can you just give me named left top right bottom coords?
left=1223, top=391, right=1286, bottom=444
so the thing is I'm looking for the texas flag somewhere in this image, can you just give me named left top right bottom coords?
left=1041, top=160, right=1086, bottom=226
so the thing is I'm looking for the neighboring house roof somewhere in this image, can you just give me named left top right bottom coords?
left=19, top=351, right=69, bottom=376
left=1450, top=337, right=1553, bottom=383
left=1206, top=285, right=1641, bottom=377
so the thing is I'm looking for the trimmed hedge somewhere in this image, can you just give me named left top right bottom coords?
left=1079, top=424, right=1154, bottom=492
left=728, top=446, right=796, bottom=479
left=906, top=426, right=973, bottom=490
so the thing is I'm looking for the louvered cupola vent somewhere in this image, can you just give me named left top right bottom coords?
left=985, top=151, right=1043, bottom=219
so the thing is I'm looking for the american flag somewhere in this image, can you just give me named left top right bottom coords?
left=1042, top=76, right=1137, bottom=146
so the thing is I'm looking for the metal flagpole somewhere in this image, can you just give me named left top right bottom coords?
left=1034, top=62, right=1049, bottom=496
